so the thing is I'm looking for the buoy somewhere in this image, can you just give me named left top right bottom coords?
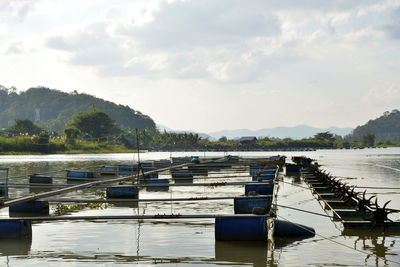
left=9, top=201, right=49, bottom=216
left=106, top=186, right=139, bottom=199
left=234, top=196, right=272, bottom=214
left=215, top=216, right=268, bottom=241
left=0, top=220, right=32, bottom=239
left=272, top=219, right=315, bottom=237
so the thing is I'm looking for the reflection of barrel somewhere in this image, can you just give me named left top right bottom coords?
left=100, top=166, right=117, bottom=175
left=106, top=186, right=139, bottom=199
left=234, top=196, right=271, bottom=214
left=188, top=165, right=208, bottom=176
left=0, top=220, right=32, bottom=239
left=0, top=183, right=6, bottom=196
left=245, top=183, right=274, bottom=196
left=0, top=237, right=32, bottom=255
left=215, top=216, right=268, bottom=241
left=146, top=179, right=169, bottom=192
left=215, top=241, right=268, bottom=265
left=172, top=170, right=193, bottom=184
left=9, top=201, right=49, bottom=216
left=29, top=174, right=53, bottom=184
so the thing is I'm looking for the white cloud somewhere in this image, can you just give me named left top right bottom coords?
left=2, top=0, right=400, bottom=131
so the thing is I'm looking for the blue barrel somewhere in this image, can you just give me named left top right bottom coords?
left=0, top=220, right=32, bottom=239
left=234, top=196, right=272, bottom=214
left=146, top=179, right=169, bottom=192
left=171, top=157, right=189, bottom=165
left=67, top=170, right=96, bottom=178
left=252, top=174, right=275, bottom=182
left=29, top=175, right=52, bottom=184
left=9, top=201, right=49, bottom=215
left=215, top=216, right=268, bottom=241
left=106, top=186, right=138, bottom=199
left=153, top=160, right=171, bottom=168
left=118, top=165, right=135, bottom=172
left=141, top=161, right=153, bottom=168
left=142, top=167, right=158, bottom=179
left=245, top=183, right=274, bottom=196
left=249, top=165, right=263, bottom=176
left=272, top=219, right=315, bottom=237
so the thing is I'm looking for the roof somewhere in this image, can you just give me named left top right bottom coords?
left=239, top=136, right=257, bottom=142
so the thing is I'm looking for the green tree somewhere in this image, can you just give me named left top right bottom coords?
left=5, top=119, right=43, bottom=135
left=314, top=131, right=335, bottom=141
left=67, top=111, right=122, bottom=139
left=64, top=127, right=81, bottom=144
left=218, top=136, right=228, bottom=142
left=362, top=133, right=375, bottom=147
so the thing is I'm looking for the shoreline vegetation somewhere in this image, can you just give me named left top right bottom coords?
left=0, top=135, right=396, bottom=155
left=1, top=106, right=399, bottom=155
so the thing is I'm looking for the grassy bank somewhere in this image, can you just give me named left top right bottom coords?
left=0, top=137, right=136, bottom=154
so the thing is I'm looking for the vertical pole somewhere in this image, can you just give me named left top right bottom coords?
left=5, top=168, right=9, bottom=198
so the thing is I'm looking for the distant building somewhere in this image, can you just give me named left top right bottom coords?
left=239, top=136, right=257, bottom=145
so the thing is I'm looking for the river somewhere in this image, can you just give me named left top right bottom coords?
left=0, top=148, right=399, bottom=266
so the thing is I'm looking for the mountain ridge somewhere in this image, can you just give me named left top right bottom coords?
left=158, top=124, right=353, bottom=140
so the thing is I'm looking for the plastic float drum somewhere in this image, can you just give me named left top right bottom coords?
left=245, top=183, right=274, bottom=196
left=234, top=196, right=272, bottom=214
left=9, top=201, right=49, bottom=216
left=215, top=216, right=268, bottom=241
left=0, top=220, right=32, bottom=239
left=29, top=174, right=53, bottom=184
left=106, top=186, right=139, bottom=199
left=67, top=170, right=96, bottom=178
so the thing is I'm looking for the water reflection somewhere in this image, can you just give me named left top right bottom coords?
left=214, top=241, right=272, bottom=266
left=342, top=230, right=398, bottom=266
left=0, top=238, right=32, bottom=256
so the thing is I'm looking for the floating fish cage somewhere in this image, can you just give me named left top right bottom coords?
left=0, top=155, right=321, bottom=243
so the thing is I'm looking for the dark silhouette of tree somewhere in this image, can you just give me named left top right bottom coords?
left=5, top=119, right=43, bottom=135
left=67, top=111, right=122, bottom=139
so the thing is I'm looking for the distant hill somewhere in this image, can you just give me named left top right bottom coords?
left=350, top=109, right=400, bottom=142
left=207, top=125, right=353, bottom=140
left=0, top=86, right=156, bottom=132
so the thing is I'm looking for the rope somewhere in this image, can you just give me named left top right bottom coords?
left=276, top=214, right=400, bottom=265
left=274, top=204, right=335, bottom=219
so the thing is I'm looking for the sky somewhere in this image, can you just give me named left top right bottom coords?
left=1, top=0, right=400, bottom=133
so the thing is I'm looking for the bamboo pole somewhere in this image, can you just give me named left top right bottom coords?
left=0, top=214, right=272, bottom=222
left=42, top=195, right=273, bottom=203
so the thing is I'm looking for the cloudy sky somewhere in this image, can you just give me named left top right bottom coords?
left=1, top=0, right=400, bottom=132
